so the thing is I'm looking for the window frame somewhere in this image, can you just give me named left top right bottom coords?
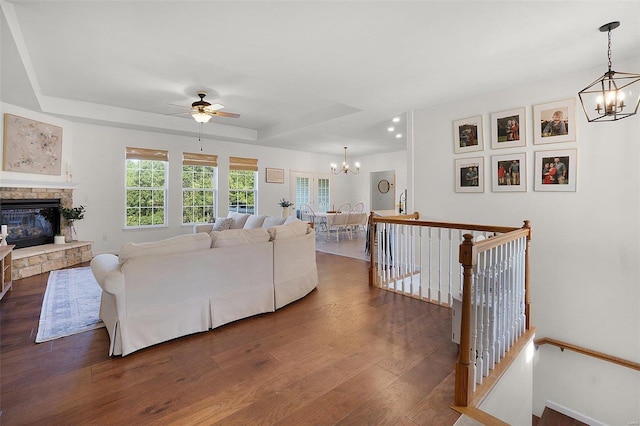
left=124, top=153, right=168, bottom=229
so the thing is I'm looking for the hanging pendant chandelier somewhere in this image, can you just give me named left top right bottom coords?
left=331, top=147, right=360, bottom=175
left=578, top=21, right=640, bottom=122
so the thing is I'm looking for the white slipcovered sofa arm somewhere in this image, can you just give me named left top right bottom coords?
left=90, top=254, right=125, bottom=295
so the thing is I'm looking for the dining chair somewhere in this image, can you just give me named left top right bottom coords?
left=337, top=203, right=351, bottom=214
left=326, top=211, right=349, bottom=242
left=301, top=203, right=326, bottom=232
left=346, top=202, right=366, bottom=239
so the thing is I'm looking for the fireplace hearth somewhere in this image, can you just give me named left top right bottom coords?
left=0, top=199, right=62, bottom=249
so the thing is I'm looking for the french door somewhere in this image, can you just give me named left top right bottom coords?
left=290, top=172, right=331, bottom=217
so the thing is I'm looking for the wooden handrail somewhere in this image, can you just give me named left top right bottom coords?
left=370, top=214, right=520, bottom=234
left=535, top=337, right=640, bottom=372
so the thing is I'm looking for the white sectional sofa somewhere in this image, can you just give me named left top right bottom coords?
left=90, top=215, right=318, bottom=356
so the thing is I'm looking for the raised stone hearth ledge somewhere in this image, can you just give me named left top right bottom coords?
left=12, top=241, right=93, bottom=280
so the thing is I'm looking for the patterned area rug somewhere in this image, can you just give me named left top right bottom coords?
left=36, top=267, right=104, bottom=343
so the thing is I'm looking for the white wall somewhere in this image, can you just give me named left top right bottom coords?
left=410, top=58, right=640, bottom=424
left=480, top=340, right=534, bottom=426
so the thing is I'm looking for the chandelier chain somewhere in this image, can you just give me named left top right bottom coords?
left=607, top=28, right=612, bottom=72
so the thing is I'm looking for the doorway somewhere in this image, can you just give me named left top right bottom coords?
left=370, top=170, right=396, bottom=211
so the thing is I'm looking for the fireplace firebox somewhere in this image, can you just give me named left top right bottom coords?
left=0, top=199, right=62, bottom=249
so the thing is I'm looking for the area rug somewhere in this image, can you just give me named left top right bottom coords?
left=36, top=267, right=104, bottom=343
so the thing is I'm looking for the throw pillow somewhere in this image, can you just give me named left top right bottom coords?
left=227, top=212, right=250, bottom=229
left=244, top=215, right=266, bottom=229
left=212, top=217, right=233, bottom=231
left=262, top=215, right=286, bottom=228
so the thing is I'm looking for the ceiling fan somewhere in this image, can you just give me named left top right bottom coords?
left=168, top=92, right=240, bottom=123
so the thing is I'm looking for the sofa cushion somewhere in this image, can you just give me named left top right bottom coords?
left=267, top=219, right=310, bottom=240
left=118, top=233, right=212, bottom=265
left=212, top=217, right=233, bottom=231
left=210, top=228, right=271, bottom=248
left=284, top=215, right=299, bottom=225
left=262, top=215, right=286, bottom=228
left=244, top=215, right=266, bottom=229
left=227, top=212, right=250, bottom=229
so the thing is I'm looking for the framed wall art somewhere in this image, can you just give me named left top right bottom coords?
left=534, top=148, right=577, bottom=192
left=455, top=156, right=484, bottom=193
left=3, top=114, right=63, bottom=175
left=491, top=152, right=526, bottom=192
left=491, top=107, right=526, bottom=149
left=453, top=115, right=483, bottom=154
left=533, top=98, right=576, bottom=145
left=265, top=167, right=285, bottom=183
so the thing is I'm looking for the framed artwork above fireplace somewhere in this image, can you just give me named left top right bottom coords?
left=2, top=114, right=63, bottom=175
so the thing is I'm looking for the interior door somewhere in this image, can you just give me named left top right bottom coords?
left=370, top=170, right=396, bottom=211
left=291, top=172, right=331, bottom=217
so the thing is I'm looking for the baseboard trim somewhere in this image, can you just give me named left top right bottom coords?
left=546, top=400, right=606, bottom=426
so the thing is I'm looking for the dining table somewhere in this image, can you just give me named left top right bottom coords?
left=315, top=211, right=368, bottom=242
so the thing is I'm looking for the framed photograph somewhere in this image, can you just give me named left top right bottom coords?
left=455, top=157, right=484, bottom=193
left=491, top=107, right=526, bottom=149
left=533, top=98, right=576, bottom=145
left=3, top=114, right=63, bottom=175
left=453, top=115, right=483, bottom=154
left=265, top=167, right=285, bottom=183
left=534, top=149, right=577, bottom=192
left=491, top=152, right=526, bottom=192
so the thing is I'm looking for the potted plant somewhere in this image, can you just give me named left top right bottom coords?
left=278, top=198, right=293, bottom=218
left=61, top=205, right=86, bottom=242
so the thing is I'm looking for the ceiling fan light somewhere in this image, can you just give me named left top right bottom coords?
left=192, top=112, right=212, bottom=123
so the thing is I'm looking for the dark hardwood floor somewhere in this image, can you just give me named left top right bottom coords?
left=0, top=252, right=461, bottom=425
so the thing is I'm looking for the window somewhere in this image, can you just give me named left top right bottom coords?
left=229, top=156, right=258, bottom=214
left=317, top=177, right=330, bottom=211
left=182, top=152, right=218, bottom=224
left=125, top=147, right=168, bottom=227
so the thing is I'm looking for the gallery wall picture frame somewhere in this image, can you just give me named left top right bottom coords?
left=265, top=167, right=285, bottom=183
left=3, top=114, right=63, bottom=175
left=453, top=115, right=483, bottom=154
left=533, top=98, right=576, bottom=145
left=534, top=148, right=577, bottom=192
left=491, top=107, right=526, bottom=149
left=455, top=156, right=484, bottom=193
left=491, top=152, right=527, bottom=192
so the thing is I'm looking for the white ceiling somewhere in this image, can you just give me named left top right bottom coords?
left=2, top=1, right=639, bottom=157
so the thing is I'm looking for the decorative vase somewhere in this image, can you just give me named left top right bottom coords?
left=65, top=223, right=76, bottom=242
left=282, top=206, right=290, bottom=218
left=54, top=235, right=66, bottom=245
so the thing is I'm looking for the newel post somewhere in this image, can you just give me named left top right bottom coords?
left=368, top=212, right=376, bottom=287
left=455, top=234, right=476, bottom=407
left=523, top=220, right=532, bottom=330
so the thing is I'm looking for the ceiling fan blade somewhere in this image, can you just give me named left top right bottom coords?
left=164, top=111, right=191, bottom=116
left=212, top=111, right=241, bottom=118
left=166, top=103, right=191, bottom=109
left=203, top=103, right=225, bottom=112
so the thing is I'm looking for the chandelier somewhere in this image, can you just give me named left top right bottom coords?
left=331, top=147, right=360, bottom=175
left=578, top=21, right=640, bottom=122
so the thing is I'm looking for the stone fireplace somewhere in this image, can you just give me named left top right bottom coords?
left=0, top=186, right=92, bottom=280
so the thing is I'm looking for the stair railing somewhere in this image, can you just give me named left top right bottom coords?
left=367, top=214, right=532, bottom=407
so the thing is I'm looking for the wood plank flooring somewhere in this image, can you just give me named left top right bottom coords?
left=0, top=252, right=461, bottom=425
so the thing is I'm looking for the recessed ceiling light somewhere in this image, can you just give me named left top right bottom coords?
left=387, top=126, right=395, bottom=132
left=392, top=117, right=400, bottom=123
left=396, top=133, right=403, bottom=138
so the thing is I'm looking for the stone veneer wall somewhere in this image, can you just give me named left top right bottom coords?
left=0, top=186, right=73, bottom=208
